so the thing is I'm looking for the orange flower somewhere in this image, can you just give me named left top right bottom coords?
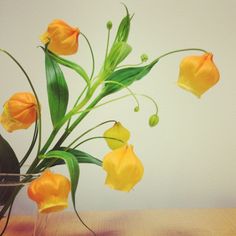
left=27, top=169, right=71, bottom=213
left=41, top=19, right=80, bottom=55
left=177, top=52, right=220, bottom=97
left=0, top=92, right=37, bottom=132
left=103, top=145, right=144, bottom=192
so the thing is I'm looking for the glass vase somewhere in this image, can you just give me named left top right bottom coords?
left=0, top=172, right=49, bottom=236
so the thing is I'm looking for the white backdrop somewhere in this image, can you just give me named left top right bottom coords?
left=0, top=0, right=235, bottom=214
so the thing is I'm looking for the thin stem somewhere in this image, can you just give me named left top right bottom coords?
left=73, top=136, right=124, bottom=149
left=104, top=28, right=111, bottom=69
left=103, top=80, right=140, bottom=110
left=67, top=120, right=117, bottom=149
left=152, top=48, right=208, bottom=64
left=0, top=49, right=42, bottom=167
left=73, top=207, right=96, bottom=236
left=66, top=85, right=88, bottom=131
left=137, top=93, right=159, bottom=114
left=20, top=121, right=38, bottom=167
left=53, top=93, right=104, bottom=149
left=81, top=32, right=95, bottom=80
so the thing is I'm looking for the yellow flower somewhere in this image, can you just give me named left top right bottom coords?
left=177, top=52, right=220, bottom=97
left=103, top=145, right=144, bottom=192
left=27, top=169, right=71, bottom=213
left=41, top=19, right=80, bottom=55
left=0, top=92, right=37, bottom=132
left=104, top=122, right=130, bottom=150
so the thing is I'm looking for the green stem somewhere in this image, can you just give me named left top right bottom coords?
left=0, top=49, right=42, bottom=174
left=66, top=85, right=88, bottom=131
left=103, top=80, right=140, bottom=110
left=53, top=94, right=104, bottom=149
left=73, top=136, right=124, bottom=149
left=137, top=93, right=159, bottom=115
left=67, top=120, right=117, bottom=149
left=20, top=122, right=38, bottom=167
left=104, top=28, right=111, bottom=69
left=152, top=48, right=208, bottom=64
left=81, top=32, right=95, bottom=80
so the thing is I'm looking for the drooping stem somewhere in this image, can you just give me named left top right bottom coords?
left=53, top=93, right=104, bottom=149
left=20, top=121, right=38, bottom=167
left=81, top=32, right=95, bottom=80
left=66, top=120, right=117, bottom=149
left=0, top=49, right=42, bottom=174
left=72, top=136, right=125, bottom=149
left=151, top=48, right=208, bottom=64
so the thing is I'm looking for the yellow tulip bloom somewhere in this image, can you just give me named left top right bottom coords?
left=104, top=122, right=130, bottom=150
left=41, top=19, right=80, bottom=55
left=178, top=52, right=220, bottom=97
left=27, top=169, right=71, bottom=213
left=0, top=92, right=37, bottom=132
left=103, top=145, right=144, bottom=192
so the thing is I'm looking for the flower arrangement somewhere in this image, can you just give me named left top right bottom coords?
left=0, top=5, right=220, bottom=235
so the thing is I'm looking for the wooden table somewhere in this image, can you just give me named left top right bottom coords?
left=2, top=209, right=236, bottom=235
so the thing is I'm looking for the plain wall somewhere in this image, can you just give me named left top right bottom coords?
left=0, top=0, right=235, bottom=214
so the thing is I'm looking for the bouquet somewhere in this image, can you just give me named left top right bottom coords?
left=0, top=5, right=220, bottom=235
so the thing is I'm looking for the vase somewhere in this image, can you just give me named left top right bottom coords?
left=0, top=172, right=49, bottom=236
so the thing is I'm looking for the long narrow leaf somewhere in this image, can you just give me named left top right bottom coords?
left=47, top=51, right=90, bottom=86
left=38, top=148, right=102, bottom=169
left=43, top=150, right=79, bottom=209
left=102, top=60, right=158, bottom=96
left=45, top=52, right=69, bottom=127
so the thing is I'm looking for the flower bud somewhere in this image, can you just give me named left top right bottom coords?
left=0, top=92, right=37, bottom=132
left=134, top=106, right=140, bottom=112
left=141, top=54, right=148, bottom=62
left=40, top=19, right=80, bottom=55
left=28, top=169, right=71, bottom=213
left=103, top=145, right=144, bottom=192
left=149, top=114, right=159, bottom=127
left=178, top=52, right=220, bottom=97
left=104, top=122, right=130, bottom=150
left=107, top=21, right=113, bottom=30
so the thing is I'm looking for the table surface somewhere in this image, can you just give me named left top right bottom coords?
left=2, top=208, right=236, bottom=236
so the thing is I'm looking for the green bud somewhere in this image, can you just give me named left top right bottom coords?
left=134, top=106, right=140, bottom=112
left=149, top=114, right=159, bottom=127
left=141, top=54, right=148, bottom=62
left=106, top=42, right=132, bottom=71
left=107, top=21, right=113, bottom=30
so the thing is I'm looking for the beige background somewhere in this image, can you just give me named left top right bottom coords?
left=0, top=0, right=235, bottom=214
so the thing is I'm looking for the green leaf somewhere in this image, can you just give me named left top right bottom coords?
left=45, top=52, right=69, bottom=127
left=102, top=60, right=158, bottom=96
left=0, top=135, right=20, bottom=205
left=47, top=50, right=90, bottom=87
left=43, top=150, right=79, bottom=210
left=113, top=5, right=131, bottom=44
left=67, top=149, right=102, bottom=166
left=39, top=148, right=102, bottom=169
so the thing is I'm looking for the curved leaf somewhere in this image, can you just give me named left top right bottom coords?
left=47, top=50, right=90, bottom=86
left=43, top=150, right=79, bottom=210
left=45, top=52, right=69, bottom=127
left=38, top=148, right=102, bottom=170
left=102, top=60, right=158, bottom=96
left=0, top=135, right=20, bottom=205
